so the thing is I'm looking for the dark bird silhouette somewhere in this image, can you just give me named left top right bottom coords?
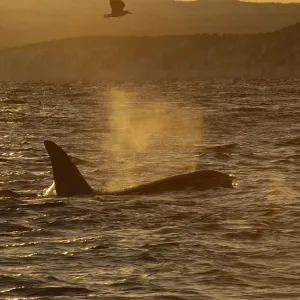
left=104, top=0, right=132, bottom=18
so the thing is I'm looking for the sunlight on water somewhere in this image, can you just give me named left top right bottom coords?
left=101, top=89, right=203, bottom=190
left=266, top=171, right=297, bottom=203
left=1, top=81, right=300, bottom=300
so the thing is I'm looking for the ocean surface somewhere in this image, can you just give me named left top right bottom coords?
left=0, top=80, right=300, bottom=299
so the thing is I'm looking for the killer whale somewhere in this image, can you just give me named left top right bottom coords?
left=44, top=140, right=235, bottom=197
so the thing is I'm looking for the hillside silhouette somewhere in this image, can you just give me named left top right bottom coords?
left=1, top=0, right=300, bottom=49
left=1, top=23, right=300, bottom=80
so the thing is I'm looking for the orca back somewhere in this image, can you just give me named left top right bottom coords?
left=44, top=141, right=93, bottom=197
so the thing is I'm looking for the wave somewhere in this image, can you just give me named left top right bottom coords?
left=1, top=98, right=26, bottom=104
left=0, top=190, right=22, bottom=198
left=63, top=92, right=92, bottom=98
left=1, top=286, right=92, bottom=297
left=224, top=229, right=263, bottom=240
left=29, top=286, right=92, bottom=297
left=0, top=222, right=33, bottom=233
left=204, top=143, right=238, bottom=153
left=277, top=137, right=300, bottom=146
left=234, top=106, right=267, bottom=112
left=21, top=200, right=66, bottom=210
left=9, top=88, right=32, bottom=93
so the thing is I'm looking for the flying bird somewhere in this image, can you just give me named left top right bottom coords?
left=104, top=0, right=132, bottom=18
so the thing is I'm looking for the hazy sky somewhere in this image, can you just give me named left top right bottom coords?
left=180, top=0, right=300, bottom=1
left=240, top=0, right=300, bottom=2
left=179, top=0, right=300, bottom=2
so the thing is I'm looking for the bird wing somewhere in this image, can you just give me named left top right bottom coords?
left=109, top=0, right=126, bottom=13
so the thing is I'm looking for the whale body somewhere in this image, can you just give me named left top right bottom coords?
left=44, top=140, right=235, bottom=197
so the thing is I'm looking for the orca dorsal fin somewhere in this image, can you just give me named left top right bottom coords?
left=44, top=140, right=93, bottom=197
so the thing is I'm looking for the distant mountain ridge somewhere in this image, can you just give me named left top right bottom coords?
left=1, top=23, right=300, bottom=80
left=1, top=0, right=300, bottom=49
